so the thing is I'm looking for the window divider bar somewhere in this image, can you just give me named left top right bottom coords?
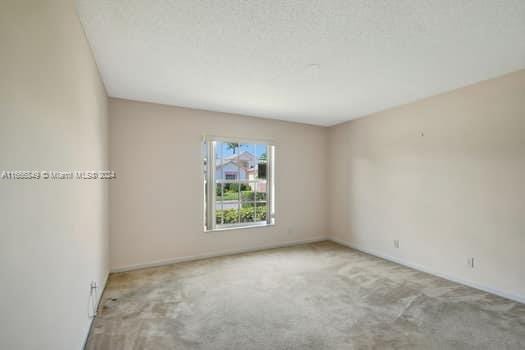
left=266, top=145, right=271, bottom=224
left=220, top=142, right=224, bottom=225
left=207, top=141, right=217, bottom=230
left=237, top=143, right=241, bottom=223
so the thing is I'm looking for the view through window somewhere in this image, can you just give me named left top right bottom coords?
left=203, top=138, right=275, bottom=231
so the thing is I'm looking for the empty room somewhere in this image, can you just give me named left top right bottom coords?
left=1, top=0, right=524, bottom=349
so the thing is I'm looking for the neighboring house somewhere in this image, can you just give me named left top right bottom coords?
left=216, top=151, right=257, bottom=180
left=216, top=151, right=266, bottom=193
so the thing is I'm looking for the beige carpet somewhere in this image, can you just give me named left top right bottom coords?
left=86, top=241, right=525, bottom=349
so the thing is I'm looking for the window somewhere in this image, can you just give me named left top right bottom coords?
left=203, top=137, right=275, bottom=231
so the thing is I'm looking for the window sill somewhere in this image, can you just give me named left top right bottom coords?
left=205, top=222, right=275, bottom=233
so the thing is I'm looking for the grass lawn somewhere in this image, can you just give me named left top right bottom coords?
left=217, top=190, right=266, bottom=201
left=217, top=190, right=251, bottom=201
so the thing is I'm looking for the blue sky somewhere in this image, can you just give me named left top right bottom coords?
left=216, top=142, right=267, bottom=159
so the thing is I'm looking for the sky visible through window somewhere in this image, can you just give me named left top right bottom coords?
left=216, top=142, right=267, bottom=159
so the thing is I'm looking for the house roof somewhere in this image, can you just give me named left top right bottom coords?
left=217, top=151, right=256, bottom=165
left=223, top=151, right=256, bottom=161
left=216, top=151, right=257, bottom=172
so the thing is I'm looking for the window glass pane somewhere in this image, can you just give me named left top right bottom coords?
left=239, top=178, right=255, bottom=223
left=240, top=202, right=255, bottom=223
left=239, top=143, right=257, bottom=181
left=216, top=141, right=242, bottom=181
left=241, top=201, right=262, bottom=223
left=255, top=201, right=267, bottom=222
left=255, top=180, right=268, bottom=201
left=215, top=183, right=224, bottom=201
left=218, top=182, right=250, bottom=200
left=214, top=141, right=222, bottom=180
left=238, top=143, right=251, bottom=166
left=241, top=187, right=255, bottom=202
left=215, top=198, right=224, bottom=225
left=217, top=207, right=240, bottom=225
left=255, top=144, right=267, bottom=179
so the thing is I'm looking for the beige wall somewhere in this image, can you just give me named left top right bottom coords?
left=109, top=98, right=328, bottom=271
left=109, top=99, right=327, bottom=270
left=328, top=70, right=525, bottom=302
left=0, top=1, right=109, bottom=349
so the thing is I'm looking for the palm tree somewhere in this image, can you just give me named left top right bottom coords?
left=226, top=142, right=238, bottom=154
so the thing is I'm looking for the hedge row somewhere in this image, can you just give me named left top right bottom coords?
left=217, top=190, right=266, bottom=201
left=216, top=183, right=250, bottom=194
left=216, top=206, right=267, bottom=224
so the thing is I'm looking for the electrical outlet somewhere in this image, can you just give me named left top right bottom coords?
left=467, top=257, right=475, bottom=268
left=394, top=240, right=400, bottom=248
left=287, top=227, right=293, bottom=235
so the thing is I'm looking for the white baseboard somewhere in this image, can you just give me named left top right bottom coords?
left=111, top=236, right=328, bottom=273
left=330, top=236, right=525, bottom=305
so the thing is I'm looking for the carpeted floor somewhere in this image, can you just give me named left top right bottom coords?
left=86, top=241, right=525, bottom=350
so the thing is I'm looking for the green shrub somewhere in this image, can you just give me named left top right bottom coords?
left=216, top=206, right=267, bottom=224
left=224, top=183, right=250, bottom=192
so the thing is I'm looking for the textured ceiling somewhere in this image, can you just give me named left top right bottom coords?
left=77, top=0, right=525, bottom=126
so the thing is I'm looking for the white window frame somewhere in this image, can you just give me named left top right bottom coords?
left=203, top=136, right=275, bottom=232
